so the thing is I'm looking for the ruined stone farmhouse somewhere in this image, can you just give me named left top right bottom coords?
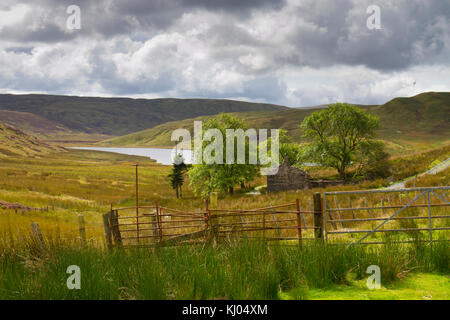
left=267, top=158, right=342, bottom=192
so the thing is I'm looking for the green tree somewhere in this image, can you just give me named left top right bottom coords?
left=168, top=153, right=189, bottom=198
left=301, top=103, right=387, bottom=181
left=188, top=114, right=259, bottom=197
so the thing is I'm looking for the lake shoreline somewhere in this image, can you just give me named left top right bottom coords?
left=69, top=146, right=193, bottom=165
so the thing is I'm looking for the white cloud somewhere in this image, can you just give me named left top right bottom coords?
left=0, top=0, right=449, bottom=107
left=0, top=4, right=29, bottom=29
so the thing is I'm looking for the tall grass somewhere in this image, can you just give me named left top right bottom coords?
left=390, top=144, right=450, bottom=181
left=0, top=236, right=448, bottom=300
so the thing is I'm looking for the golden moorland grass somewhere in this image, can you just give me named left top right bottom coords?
left=0, top=144, right=448, bottom=245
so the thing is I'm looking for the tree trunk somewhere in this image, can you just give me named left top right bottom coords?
left=229, top=186, right=234, bottom=194
left=339, top=165, right=346, bottom=181
left=175, top=187, right=179, bottom=199
left=240, top=182, right=245, bottom=189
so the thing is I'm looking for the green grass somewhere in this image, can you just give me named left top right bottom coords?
left=0, top=146, right=448, bottom=300
left=390, top=144, right=450, bottom=181
left=406, top=167, right=450, bottom=187
left=297, top=274, right=450, bottom=300
left=0, top=240, right=448, bottom=300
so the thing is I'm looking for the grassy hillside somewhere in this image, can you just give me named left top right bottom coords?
left=369, top=92, right=450, bottom=146
left=0, top=110, right=72, bottom=136
left=0, top=110, right=111, bottom=144
left=0, top=123, right=63, bottom=157
left=102, top=92, right=450, bottom=154
left=0, top=94, right=288, bottom=136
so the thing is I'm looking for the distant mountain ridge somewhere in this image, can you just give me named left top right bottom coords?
left=0, top=92, right=448, bottom=154
left=101, top=92, right=450, bottom=154
left=0, top=94, right=288, bottom=136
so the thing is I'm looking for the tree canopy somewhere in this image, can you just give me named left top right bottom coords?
left=188, top=114, right=259, bottom=197
left=301, top=103, right=388, bottom=180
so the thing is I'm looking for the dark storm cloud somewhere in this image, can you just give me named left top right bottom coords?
left=0, top=0, right=449, bottom=105
left=1, top=22, right=76, bottom=43
left=98, top=0, right=285, bottom=37
left=2, top=0, right=448, bottom=71
left=273, top=0, right=450, bottom=70
left=0, top=0, right=285, bottom=41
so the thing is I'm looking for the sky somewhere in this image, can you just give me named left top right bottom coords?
left=0, top=0, right=449, bottom=107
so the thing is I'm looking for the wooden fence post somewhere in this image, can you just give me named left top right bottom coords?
left=295, top=199, right=302, bottom=247
left=78, top=214, right=86, bottom=245
left=30, top=222, right=46, bottom=249
left=102, top=213, right=112, bottom=249
left=313, top=193, right=324, bottom=242
left=109, top=209, right=122, bottom=246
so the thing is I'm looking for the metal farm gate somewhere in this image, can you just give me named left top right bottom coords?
left=102, top=187, right=450, bottom=248
left=322, top=187, right=450, bottom=245
left=103, top=200, right=324, bottom=248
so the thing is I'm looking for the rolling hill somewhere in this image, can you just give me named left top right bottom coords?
left=0, top=110, right=72, bottom=137
left=0, top=94, right=288, bottom=136
left=0, top=123, right=64, bottom=157
left=0, top=110, right=112, bottom=144
left=101, top=92, right=450, bottom=154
